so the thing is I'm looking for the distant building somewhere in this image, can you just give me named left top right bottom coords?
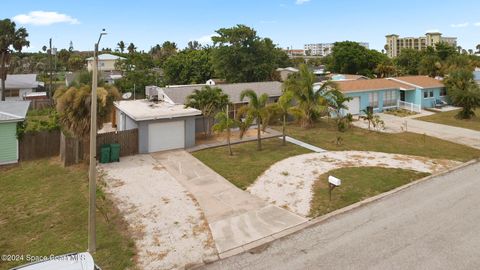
left=304, top=42, right=369, bottom=57
left=86, top=53, right=126, bottom=72
left=385, top=32, right=457, bottom=58
left=284, top=49, right=305, bottom=57
left=2, top=74, right=44, bottom=101
left=276, top=67, right=299, bottom=81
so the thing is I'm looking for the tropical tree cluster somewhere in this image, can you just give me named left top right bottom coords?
left=444, top=69, right=480, bottom=119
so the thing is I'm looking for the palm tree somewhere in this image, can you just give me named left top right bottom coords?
left=127, top=43, right=136, bottom=54
left=269, top=91, right=294, bottom=145
left=212, top=105, right=236, bottom=156
left=327, top=88, right=352, bottom=117
left=0, top=19, right=29, bottom=101
left=283, top=64, right=331, bottom=128
left=185, top=86, right=229, bottom=138
left=476, top=44, right=480, bottom=54
left=468, top=49, right=474, bottom=55
left=444, top=69, right=480, bottom=119
left=240, top=89, right=269, bottom=150
left=360, top=108, right=374, bottom=130
left=117, top=41, right=125, bottom=53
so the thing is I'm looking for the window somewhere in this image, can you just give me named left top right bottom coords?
left=6, top=89, right=19, bottom=97
left=383, top=90, right=397, bottom=107
left=424, top=90, right=434, bottom=98
left=440, top=88, right=447, bottom=96
left=369, top=92, right=378, bottom=108
left=424, top=91, right=428, bottom=98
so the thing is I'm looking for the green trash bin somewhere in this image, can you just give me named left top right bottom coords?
left=100, top=144, right=111, bottom=164
left=110, top=143, right=120, bottom=162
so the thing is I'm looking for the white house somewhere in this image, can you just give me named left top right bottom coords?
left=86, top=53, right=126, bottom=72
left=2, top=74, right=44, bottom=101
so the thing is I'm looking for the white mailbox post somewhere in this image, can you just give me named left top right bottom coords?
left=328, top=175, right=342, bottom=201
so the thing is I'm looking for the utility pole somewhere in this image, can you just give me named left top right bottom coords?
left=48, top=38, right=53, bottom=98
left=88, top=29, right=107, bottom=253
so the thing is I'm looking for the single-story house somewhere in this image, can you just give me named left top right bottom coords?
left=335, top=76, right=446, bottom=115
left=328, top=74, right=369, bottom=81
left=276, top=67, right=299, bottom=81
left=161, top=81, right=283, bottom=119
left=86, top=53, right=126, bottom=72
left=2, top=74, right=44, bottom=101
left=0, top=101, right=30, bottom=165
left=114, top=98, right=201, bottom=153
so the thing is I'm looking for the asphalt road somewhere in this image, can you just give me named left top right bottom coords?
left=200, top=161, right=480, bottom=270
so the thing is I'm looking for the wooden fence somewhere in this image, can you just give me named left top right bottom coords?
left=19, top=130, right=61, bottom=161
left=60, top=129, right=138, bottom=166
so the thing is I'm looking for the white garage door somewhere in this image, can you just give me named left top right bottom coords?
left=344, top=96, right=360, bottom=115
left=148, top=121, right=185, bottom=152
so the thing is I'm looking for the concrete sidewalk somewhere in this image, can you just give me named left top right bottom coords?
left=354, top=113, right=480, bottom=149
left=151, top=150, right=307, bottom=256
left=281, top=136, right=326, bottom=152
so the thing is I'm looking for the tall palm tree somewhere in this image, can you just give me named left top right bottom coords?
left=283, top=64, right=331, bottom=128
left=476, top=44, right=480, bottom=54
left=117, top=41, right=125, bottom=53
left=269, top=91, right=294, bottom=145
left=240, top=89, right=269, bottom=150
left=213, top=105, right=236, bottom=156
left=185, top=86, right=229, bottom=138
left=127, top=43, right=136, bottom=54
left=0, top=19, right=29, bottom=101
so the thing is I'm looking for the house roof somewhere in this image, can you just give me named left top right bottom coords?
left=0, top=101, right=30, bottom=122
left=392, top=76, right=444, bottom=89
left=114, top=99, right=201, bottom=122
left=4, top=74, right=42, bottom=89
left=328, top=74, right=369, bottom=81
left=162, top=81, right=283, bottom=104
left=335, top=78, right=415, bottom=93
left=86, top=53, right=126, bottom=61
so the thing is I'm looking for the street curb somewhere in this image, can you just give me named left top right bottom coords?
left=194, top=158, right=479, bottom=269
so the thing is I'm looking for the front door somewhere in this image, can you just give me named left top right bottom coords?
left=400, top=90, right=406, bottom=102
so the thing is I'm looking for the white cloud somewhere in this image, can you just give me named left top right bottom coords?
left=474, top=22, right=480, bottom=26
left=13, top=11, right=80, bottom=26
left=450, top=22, right=469, bottom=28
left=425, top=29, right=440, bottom=33
left=191, top=34, right=217, bottom=45
left=295, top=0, right=310, bottom=5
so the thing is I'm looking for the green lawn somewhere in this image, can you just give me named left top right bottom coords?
left=310, top=167, right=430, bottom=217
left=274, top=120, right=480, bottom=162
left=417, top=108, right=480, bottom=132
left=192, top=138, right=311, bottom=189
left=0, top=160, right=135, bottom=270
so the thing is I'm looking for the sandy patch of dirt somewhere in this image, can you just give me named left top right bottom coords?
left=99, top=155, right=217, bottom=270
left=248, top=151, right=461, bottom=217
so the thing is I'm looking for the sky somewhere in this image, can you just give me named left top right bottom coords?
left=2, top=0, right=480, bottom=53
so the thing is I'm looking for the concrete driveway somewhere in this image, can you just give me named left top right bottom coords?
left=151, top=150, right=307, bottom=256
left=354, top=113, right=480, bottom=149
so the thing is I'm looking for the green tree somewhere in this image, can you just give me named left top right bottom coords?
left=326, top=88, right=353, bottom=131
left=213, top=108, right=236, bottom=156
left=127, top=43, right=136, bottom=54
left=444, top=69, right=480, bottom=119
left=150, top=41, right=178, bottom=65
left=435, top=42, right=458, bottom=61
left=67, top=54, right=85, bottom=71
left=269, top=91, right=294, bottom=145
left=419, top=53, right=442, bottom=77
left=163, top=48, right=213, bottom=85
left=117, top=41, right=125, bottom=53
left=283, top=64, right=330, bottom=128
left=115, top=52, right=158, bottom=96
left=240, top=89, right=269, bottom=150
left=0, top=19, right=30, bottom=101
left=185, top=86, right=229, bottom=137
left=394, top=48, right=422, bottom=75
left=211, top=24, right=289, bottom=82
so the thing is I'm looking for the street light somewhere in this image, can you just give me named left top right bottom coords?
left=88, top=29, right=107, bottom=253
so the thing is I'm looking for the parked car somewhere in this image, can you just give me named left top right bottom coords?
left=10, top=252, right=100, bottom=270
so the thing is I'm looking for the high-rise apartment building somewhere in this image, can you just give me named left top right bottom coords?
left=385, top=32, right=457, bottom=58
left=304, top=42, right=369, bottom=56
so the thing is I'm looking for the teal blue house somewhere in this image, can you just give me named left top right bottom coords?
left=0, top=101, right=30, bottom=165
left=335, top=76, right=446, bottom=115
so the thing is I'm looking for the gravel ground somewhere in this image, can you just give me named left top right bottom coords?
left=248, top=151, right=461, bottom=217
left=99, top=155, right=217, bottom=270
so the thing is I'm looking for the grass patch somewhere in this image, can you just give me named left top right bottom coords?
left=417, top=108, right=480, bottom=132
left=192, top=138, right=311, bottom=189
left=0, top=159, right=135, bottom=270
left=310, top=167, right=430, bottom=217
left=274, top=120, right=480, bottom=162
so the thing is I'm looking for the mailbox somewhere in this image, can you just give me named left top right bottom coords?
left=328, top=175, right=342, bottom=187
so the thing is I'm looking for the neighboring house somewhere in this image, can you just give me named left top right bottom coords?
left=474, top=68, right=480, bottom=85
left=335, top=76, right=446, bottom=115
left=0, top=101, right=30, bottom=165
left=2, top=74, right=44, bottom=101
left=86, top=53, right=126, bottom=72
left=114, top=98, right=201, bottom=153
left=161, top=80, right=283, bottom=118
left=328, top=74, right=369, bottom=81
left=276, top=67, right=299, bottom=81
